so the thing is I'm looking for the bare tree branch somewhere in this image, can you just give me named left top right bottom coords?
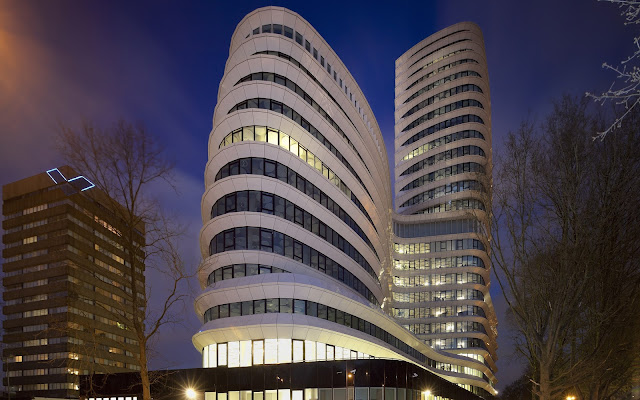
left=57, top=120, right=193, bottom=400
left=587, top=0, right=640, bottom=139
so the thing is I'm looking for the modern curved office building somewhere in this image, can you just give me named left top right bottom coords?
left=193, top=7, right=497, bottom=400
left=392, top=23, right=498, bottom=386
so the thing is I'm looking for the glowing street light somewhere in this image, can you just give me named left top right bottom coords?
left=566, top=396, right=576, bottom=400
left=186, top=388, right=197, bottom=399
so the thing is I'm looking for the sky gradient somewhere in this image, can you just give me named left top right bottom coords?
left=0, top=0, right=634, bottom=390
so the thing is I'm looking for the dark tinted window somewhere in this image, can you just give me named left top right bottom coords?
left=248, top=227, right=260, bottom=250
left=265, top=160, right=277, bottom=178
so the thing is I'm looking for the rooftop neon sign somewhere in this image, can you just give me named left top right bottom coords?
left=46, top=168, right=96, bottom=192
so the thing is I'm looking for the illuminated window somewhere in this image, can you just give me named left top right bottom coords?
left=265, top=339, right=278, bottom=364
left=201, top=339, right=370, bottom=368
left=305, top=340, right=316, bottom=362
left=253, top=340, right=264, bottom=365
left=290, top=138, right=299, bottom=156
left=342, top=347, right=351, bottom=359
left=279, top=390, right=291, bottom=400
left=208, top=344, right=217, bottom=368
left=265, top=390, right=277, bottom=400
left=240, top=340, right=252, bottom=367
left=267, top=129, right=279, bottom=145
left=293, top=340, right=304, bottom=362
left=277, top=338, right=292, bottom=363
left=316, top=342, right=326, bottom=361
left=228, top=341, right=240, bottom=367
left=327, top=345, right=335, bottom=360
left=218, top=343, right=227, bottom=366
left=279, top=132, right=289, bottom=149
left=23, top=236, right=37, bottom=244
left=255, top=126, right=267, bottom=142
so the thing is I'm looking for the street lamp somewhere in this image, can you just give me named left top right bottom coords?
left=566, top=396, right=576, bottom=400
left=186, top=388, right=197, bottom=399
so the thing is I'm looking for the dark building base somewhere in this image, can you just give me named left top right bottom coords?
left=80, top=359, right=490, bottom=400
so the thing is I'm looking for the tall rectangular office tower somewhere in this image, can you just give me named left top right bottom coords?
left=392, top=23, right=498, bottom=383
left=2, top=167, right=143, bottom=398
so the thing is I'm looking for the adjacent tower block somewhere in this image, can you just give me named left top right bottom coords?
left=392, top=23, right=498, bottom=389
left=2, top=167, right=143, bottom=398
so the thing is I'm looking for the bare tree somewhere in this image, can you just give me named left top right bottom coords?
left=57, top=120, right=190, bottom=400
left=569, top=111, right=640, bottom=400
left=587, top=0, right=640, bottom=139
left=492, top=97, right=640, bottom=400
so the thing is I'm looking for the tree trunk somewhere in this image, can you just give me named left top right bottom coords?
left=139, top=344, right=151, bottom=400
left=539, top=363, right=551, bottom=400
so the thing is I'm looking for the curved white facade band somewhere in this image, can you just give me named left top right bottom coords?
left=195, top=8, right=497, bottom=399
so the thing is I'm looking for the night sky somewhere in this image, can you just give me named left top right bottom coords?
left=0, top=0, right=633, bottom=391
